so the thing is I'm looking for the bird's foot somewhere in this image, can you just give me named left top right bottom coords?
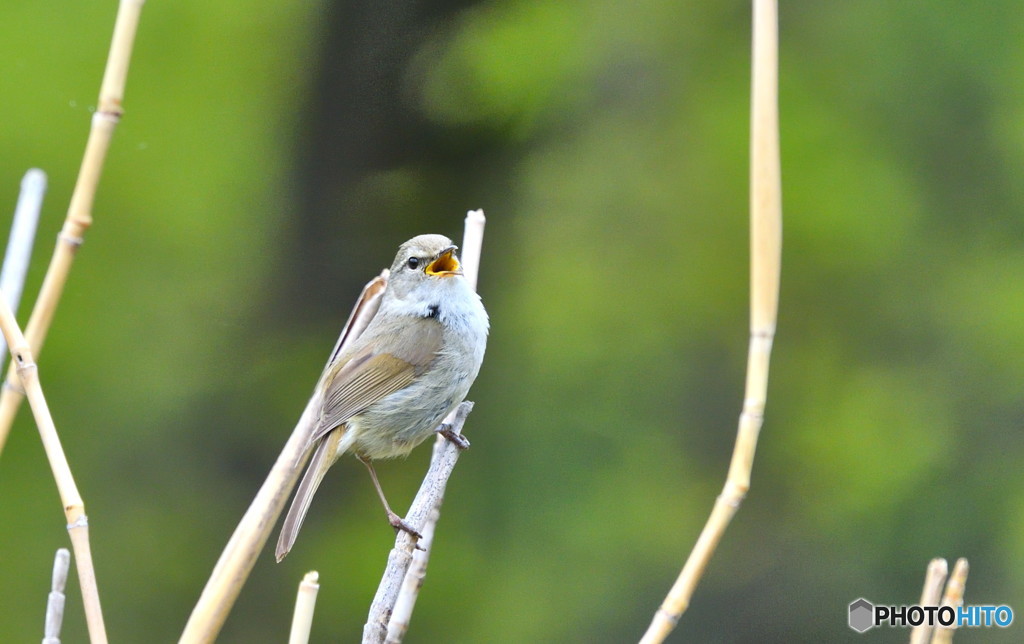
left=388, top=511, right=423, bottom=541
left=436, top=423, right=470, bottom=450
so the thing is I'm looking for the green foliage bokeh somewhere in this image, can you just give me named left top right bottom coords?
left=1, top=1, right=1022, bottom=642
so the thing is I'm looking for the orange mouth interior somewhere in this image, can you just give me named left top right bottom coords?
left=426, top=250, right=460, bottom=276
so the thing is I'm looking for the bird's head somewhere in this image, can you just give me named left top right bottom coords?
left=385, top=234, right=465, bottom=301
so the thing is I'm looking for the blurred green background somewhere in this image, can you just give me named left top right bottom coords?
left=1, top=1, right=1022, bottom=641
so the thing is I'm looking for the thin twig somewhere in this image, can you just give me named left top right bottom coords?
left=931, top=558, right=969, bottom=644
left=640, top=1, right=782, bottom=641
left=910, top=558, right=948, bottom=644
left=0, top=289, right=107, bottom=643
left=0, top=0, right=146, bottom=458
left=384, top=497, right=440, bottom=644
left=288, top=571, right=321, bottom=644
left=371, top=209, right=486, bottom=644
left=180, top=273, right=388, bottom=644
left=42, top=548, right=71, bottom=644
left=0, top=169, right=46, bottom=368
left=362, top=402, right=474, bottom=644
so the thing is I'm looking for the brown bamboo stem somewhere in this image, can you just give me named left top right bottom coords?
left=640, top=1, right=781, bottom=641
left=0, top=0, right=145, bottom=458
left=0, top=290, right=107, bottom=643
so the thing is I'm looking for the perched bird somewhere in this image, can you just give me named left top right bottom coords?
left=276, top=234, right=489, bottom=561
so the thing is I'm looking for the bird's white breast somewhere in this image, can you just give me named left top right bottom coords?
left=347, top=278, right=488, bottom=460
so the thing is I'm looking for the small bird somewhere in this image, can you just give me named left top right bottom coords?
left=276, top=234, right=489, bottom=561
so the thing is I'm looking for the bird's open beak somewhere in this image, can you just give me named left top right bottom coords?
left=425, top=245, right=462, bottom=277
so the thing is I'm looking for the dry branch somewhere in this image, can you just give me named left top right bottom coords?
left=0, top=0, right=146, bottom=457
left=640, top=1, right=782, bottom=641
left=363, top=402, right=473, bottom=644
left=384, top=504, right=440, bottom=644
left=0, top=290, right=107, bottom=643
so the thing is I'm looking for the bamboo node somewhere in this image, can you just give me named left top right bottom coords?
left=92, top=109, right=123, bottom=125
left=739, top=408, right=764, bottom=422
left=656, top=608, right=680, bottom=627
left=67, top=515, right=89, bottom=530
left=2, top=379, right=25, bottom=395
left=58, top=232, right=86, bottom=248
left=718, top=489, right=746, bottom=508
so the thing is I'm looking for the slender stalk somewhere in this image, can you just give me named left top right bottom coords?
left=0, top=289, right=107, bottom=644
left=0, top=0, right=146, bottom=457
left=42, top=548, right=71, bottom=644
left=640, top=1, right=781, bottom=641
left=362, top=402, right=473, bottom=644
left=910, top=558, right=948, bottom=644
left=288, top=571, right=321, bottom=644
left=180, top=273, right=388, bottom=644
left=931, top=558, right=969, bottom=644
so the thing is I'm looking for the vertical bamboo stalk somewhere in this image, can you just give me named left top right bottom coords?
left=931, top=558, right=969, bottom=644
left=910, top=559, right=948, bottom=644
left=639, top=1, right=781, bottom=641
left=288, top=571, right=321, bottom=644
left=42, top=548, right=71, bottom=644
left=460, top=209, right=486, bottom=292
left=0, top=0, right=146, bottom=457
left=0, top=290, right=107, bottom=644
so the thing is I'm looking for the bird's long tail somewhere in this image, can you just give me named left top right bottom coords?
left=276, top=430, right=341, bottom=561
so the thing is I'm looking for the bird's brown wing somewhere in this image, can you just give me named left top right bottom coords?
left=310, top=317, right=443, bottom=443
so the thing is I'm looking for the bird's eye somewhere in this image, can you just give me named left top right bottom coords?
left=407, top=257, right=420, bottom=270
